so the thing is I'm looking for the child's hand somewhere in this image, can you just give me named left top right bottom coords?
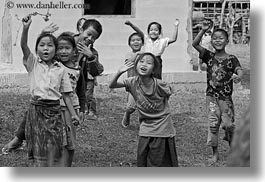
left=119, top=60, right=135, bottom=73
left=77, top=42, right=94, bottom=58
left=125, top=20, right=132, bottom=26
left=201, top=19, right=212, bottom=31
left=230, top=74, right=241, bottom=84
left=174, top=18, right=180, bottom=26
left=42, top=23, right=59, bottom=34
left=22, top=15, right=32, bottom=28
left=87, top=72, right=94, bottom=80
left=72, top=115, right=80, bottom=126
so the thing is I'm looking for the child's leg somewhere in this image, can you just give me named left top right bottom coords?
left=86, top=80, right=97, bottom=118
left=63, top=148, right=75, bottom=167
left=137, top=136, right=149, bottom=167
left=2, top=110, right=28, bottom=153
left=220, top=97, right=235, bottom=147
left=206, top=96, right=221, bottom=162
left=61, top=109, right=77, bottom=167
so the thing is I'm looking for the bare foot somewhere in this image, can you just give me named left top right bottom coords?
left=208, top=154, right=219, bottom=166
left=2, top=137, right=22, bottom=154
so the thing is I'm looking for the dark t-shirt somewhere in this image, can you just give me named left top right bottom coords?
left=200, top=48, right=242, bottom=100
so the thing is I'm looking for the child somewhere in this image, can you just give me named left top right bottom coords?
left=192, top=20, right=243, bottom=163
left=121, top=32, right=144, bottom=128
left=21, top=15, right=79, bottom=167
left=125, top=19, right=179, bottom=79
left=74, top=19, right=104, bottom=120
left=57, top=32, right=83, bottom=167
left=109, top=52, right=178, bottom=167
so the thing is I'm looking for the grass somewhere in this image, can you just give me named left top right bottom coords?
left=0, top=44, right=250, bottom=167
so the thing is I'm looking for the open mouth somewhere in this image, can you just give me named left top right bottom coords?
left=140, top=67, right=147, bottom=72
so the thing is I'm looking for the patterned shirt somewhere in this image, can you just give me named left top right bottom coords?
left=144, top=35, right=169, bottom=56
left=124, top=76, right=176, bottom=137
left=200, top=48, right=242, bottom=100
left=23, top=53, right=73, bottom=100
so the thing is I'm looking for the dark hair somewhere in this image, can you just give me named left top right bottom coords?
left=57, top=32, right=76, bottom=49
left=35, top=33, right=58, bottom=53
left=135, top=52, right=160, bottom=77
left=76, top=17, right=87, bottom=32
left=147, top=22, right=162, bottom=35
left=82, top=19, right=103, bottom=38
left=128, top=32, right=144, bottom=46
left=212, top=28, right=229, bottom=39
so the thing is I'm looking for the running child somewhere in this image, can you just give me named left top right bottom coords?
left=21, top=15, right=79, bottom=167
left=192, top=19, right=243, bottom=163
left=109, top=52, right=178, bottom=167
left=125, top=19, right=179, bottom=79
left=121, top=32, right=144, bottom=128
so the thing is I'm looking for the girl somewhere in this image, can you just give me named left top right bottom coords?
left=192, top=20, right=243, bottom=163
left=21, top=15, right=79, bottom=167
left=121, top=32, right=144, bottom=128
left=125, top=19, right=179, bottom=79
left=57, top=32, right=82, bottom=167
left=109, top=52, right=178, bottom=167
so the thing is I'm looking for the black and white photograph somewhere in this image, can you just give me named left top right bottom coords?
left=0, top=0, right=260, bottom=181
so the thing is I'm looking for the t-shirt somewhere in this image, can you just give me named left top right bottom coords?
left=23, top=53, right=72, bottom=100
left=123, top=76, right=176, bottom=137
left=60, top=63, right=80, bottom=108
left=200, top=48, right=242, bottom=100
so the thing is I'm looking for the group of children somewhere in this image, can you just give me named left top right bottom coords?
left=1, top=15, right=243, bottom=167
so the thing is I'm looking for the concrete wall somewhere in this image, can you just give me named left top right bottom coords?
left=0, top=0, right=193, bottom=74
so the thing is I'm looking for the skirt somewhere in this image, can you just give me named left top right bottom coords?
left=25, top=99, right=63, bottom=167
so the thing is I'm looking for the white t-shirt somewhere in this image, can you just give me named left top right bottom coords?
left=144, top=35, right=170, bottom=56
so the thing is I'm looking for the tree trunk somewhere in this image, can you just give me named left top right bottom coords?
left=220, top=0, right=227, bottom=28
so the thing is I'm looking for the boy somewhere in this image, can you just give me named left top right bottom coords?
left=192, top=20, right=243, bottom=163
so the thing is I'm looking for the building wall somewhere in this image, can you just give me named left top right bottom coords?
left=0, top=0, right=193, bottom=73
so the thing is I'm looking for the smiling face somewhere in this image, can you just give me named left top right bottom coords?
left=136, top=54, right=155, bottom=77
left=79, top=26, right=100, bottom=46
left=211, top=31, right=228, bottom=51
left=129, top=34, right=144, bottom=52
left=57, top=40, right=75, bottom=63
left=36, top=36, right=56, bottom=62
left=148, top=24, right=161, bottom=40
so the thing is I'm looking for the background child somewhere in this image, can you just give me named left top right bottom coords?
left=21, top=15, right=79, bottom=167
left=109, top=52, right=178, bottom=167
left=74, top=19, right=104, bottom=120
left=192, top=19, right=243, bottom=163
left=125, top=19, right=179, bottom=79
left=57, top=32, right=83, bottom=167
left=121, top=32, right=144, bottom=128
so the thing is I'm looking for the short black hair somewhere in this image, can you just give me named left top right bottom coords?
left=212, top=28, right=229, bottom=39
left=82, top=19, right=103, bottom=38
left=128, top=32, right=144, bottom=46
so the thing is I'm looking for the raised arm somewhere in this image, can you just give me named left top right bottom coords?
left=168, top=19, right=180, bottom=45
left=20, top=15, right=32, bottom=61
left=125, top=20, right=145, bottom=38
left=192, top=19, right=212, bottom=54
left=109, top=60, right=134, bottom=89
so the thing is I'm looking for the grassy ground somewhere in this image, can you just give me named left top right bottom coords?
left=0, top=44, right=250, bottom=167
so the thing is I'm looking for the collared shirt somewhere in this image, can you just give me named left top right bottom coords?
left=144, top=35, right=170, bottom=56
left=23, top=53, right=73, bottom=100
left=124, top=76, right=176, bottom=137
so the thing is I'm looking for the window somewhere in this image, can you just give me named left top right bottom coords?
left=83, top=0, right=133, bottom=15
